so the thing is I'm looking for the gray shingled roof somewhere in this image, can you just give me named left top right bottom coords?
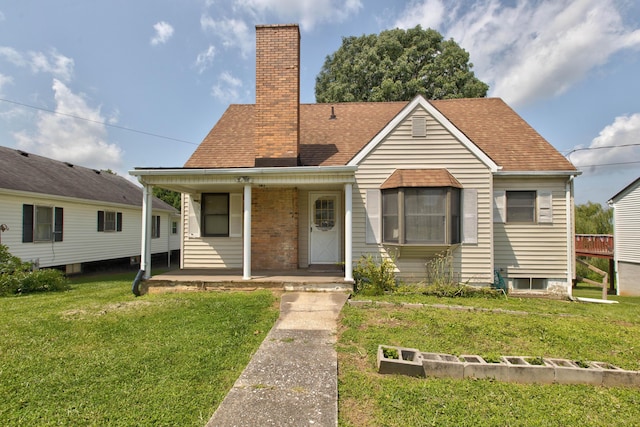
left=0, top=146, right=176, bottom=211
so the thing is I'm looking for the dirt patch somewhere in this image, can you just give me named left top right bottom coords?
left=61, top=300, right=153, bottom=319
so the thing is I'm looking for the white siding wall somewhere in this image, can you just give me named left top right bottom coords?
left=353, top=106, right=493, bottom=284
left=493, top=177, right=570, bottom=289
left=613, top=180, right=640, bottom=295
left=613, top=181, right=640, bottom=264
left=0, top=191, right=177, bottom=268
left=181, top=193, right=243, bottom=268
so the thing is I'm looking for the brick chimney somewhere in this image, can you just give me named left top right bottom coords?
left=255, top=24, right=300, bottom=167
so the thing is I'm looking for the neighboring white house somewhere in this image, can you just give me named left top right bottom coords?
left=130, top=24, right=580, bottom=295
left=608, top=177, right=640, bottom=296
left=0, top=146, right=180, bottom=274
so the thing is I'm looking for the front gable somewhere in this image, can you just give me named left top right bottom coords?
left=348, top=95, right=499, bottom=172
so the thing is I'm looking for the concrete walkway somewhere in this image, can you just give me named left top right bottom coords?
left=206, top=291, right=349, bottom=427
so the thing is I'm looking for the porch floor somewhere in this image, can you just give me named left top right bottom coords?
left=146, top=268, right=352, bottom=293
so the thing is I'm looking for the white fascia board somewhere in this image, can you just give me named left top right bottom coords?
left=347, top=95, right=500, bottom=172
left=494, top=170, right=582, bottom=177
left=129, top=165, right=357, bottom=177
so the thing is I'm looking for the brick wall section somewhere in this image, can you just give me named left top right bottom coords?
left=255, top=24, right=300, bottom=167
left=251, top=188, right=299, bottom=269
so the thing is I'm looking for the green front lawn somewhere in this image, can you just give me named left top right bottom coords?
left=338, top=292, right=640, bottom=426
left=0, top=274, right=278, bottom=426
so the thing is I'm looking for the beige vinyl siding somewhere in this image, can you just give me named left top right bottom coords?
left=0, top=191, right=177, bottom=268
left=613, top=181, right=640, bottom=264
left=353, top=106, right=493, bottom=284
left=181, top=193, right=243, bottom=268
left=493, top=177, right=570, bottom=281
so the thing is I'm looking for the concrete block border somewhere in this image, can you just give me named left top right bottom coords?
left=377, top=345, right=640, bottom=387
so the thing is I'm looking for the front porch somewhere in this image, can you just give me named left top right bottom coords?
left=144, top=268, right=352, bottom=294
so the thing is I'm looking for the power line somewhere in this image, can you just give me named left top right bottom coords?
left=564, top=143, right=640, bottom=156
left=0, top=97, right=199, bottom=146
left=576, top=160, right=640, bottom=168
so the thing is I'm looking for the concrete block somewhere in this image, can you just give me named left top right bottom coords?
left=460, top=355, right=509, bottom=381
left=377, top=345, right=425, bottom=377
left=592, top=362, right=640, bottom=388
left=501, top=356, right=555, bottom=384
left=421, top=352, right=464, bottom=379
left=546, top=358, right=603, bottom=386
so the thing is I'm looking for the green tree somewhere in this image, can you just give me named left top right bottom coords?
left=315, top=25, right=489, bottom=103
left=153, top=188, right=181, bottom=211
left=575, top=202, right=612, bottom=234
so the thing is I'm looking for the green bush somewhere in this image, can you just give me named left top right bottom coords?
left=0, top=244, right=69, bottom=296
left=353, top=254, right=397, bottom=296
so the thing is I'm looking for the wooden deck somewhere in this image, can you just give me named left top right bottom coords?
left=575, top=234, right=615, bottom=294
left=575, top=234, right=614, bottom=258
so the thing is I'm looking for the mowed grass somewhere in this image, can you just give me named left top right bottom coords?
left=0, top=273, right=278, bottom=426
left=338, top=290, right=640, bottom=426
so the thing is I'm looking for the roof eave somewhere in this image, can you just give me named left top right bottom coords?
left=493, top=170, right=582, bottom=177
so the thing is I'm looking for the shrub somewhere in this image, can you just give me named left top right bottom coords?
left=352, top=254, right=397, bottom=296
left=0, top=244, right=69, bottom=296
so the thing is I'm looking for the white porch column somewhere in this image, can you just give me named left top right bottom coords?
left=243, top=184, right=252, bottom=280
left=344, top=183, right=353, bottom=282
left=140, top=184, right=153, bottom=279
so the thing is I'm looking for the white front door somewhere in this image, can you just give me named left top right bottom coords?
left=309, top=192, right=341, bottom=264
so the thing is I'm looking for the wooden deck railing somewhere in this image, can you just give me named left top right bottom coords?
left=575, top=234, right=614, bottom=258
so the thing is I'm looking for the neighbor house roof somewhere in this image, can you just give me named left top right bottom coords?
left=609, top=176, right=640, bottom=203
left=185, top=97, right=576, bottom=173
left=0, top=146, right=175, bottom=211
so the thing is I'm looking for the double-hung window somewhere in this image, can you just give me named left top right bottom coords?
left=382, top=187, right=461, bottom=245
left=506, top=191, right=536, bottom=223
left=202, top=193, right=229, bottom=237
left=97, top=211, right=122, bottom=232
left=22, top=204, right=63, bottom=243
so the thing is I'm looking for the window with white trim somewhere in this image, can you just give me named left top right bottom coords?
left=22, top=204, right=63, bottom=243
left=381, top=187, right=461, bottom=245
left=202, top=193, right=229, bottom=237
left=97, top=210, right=122, bottom=232
left=171, top=221, right=178, bottom=234
left=494, top=190, right=553, bottom=224
left=151, top=215, right=161, bottom=239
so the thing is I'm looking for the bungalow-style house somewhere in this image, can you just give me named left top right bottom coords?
left=0, top=146, right=179, bottom=274
left=131, top=24, right=580, bottom=294
left=608, top=177, right=640, bottom=296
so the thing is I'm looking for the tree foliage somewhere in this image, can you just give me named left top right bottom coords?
left=575, top=202, right=612, bottom=235
left=153, top=188, right=181, bottom=211
left=315, top=25, right=489, bottom=103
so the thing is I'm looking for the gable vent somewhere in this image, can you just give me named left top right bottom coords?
left=412, top=116, right=426, bottom=137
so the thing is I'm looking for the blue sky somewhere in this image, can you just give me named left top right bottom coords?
left=1, top=0, right=639, bottom=206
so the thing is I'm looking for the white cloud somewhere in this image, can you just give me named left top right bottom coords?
left=201, top=16, right=254, bottom=58
left=569, top=113, right=640, bottom=174
left=394, top=0, right=446, bottom=30
left=211, top=71, right=244, bottom=102
left=235, top=0, right=363, bottom=31
left=150, top=21, right=175, bottom=46
left=0, top=47, right=74, bottom=82
left=13, top=79, right=123, bottom=171
left=28, top=50, right=74, bottom=82
left=0, top=73, right=12, bottom=93
left=394, top=0, right=640, bottom=107
left=195, top=45, right=216, bottom=74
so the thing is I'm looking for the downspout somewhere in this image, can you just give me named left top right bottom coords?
left=566, top=176, right=574, bottom=297
left=133, top=183, right=153, bottom=296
